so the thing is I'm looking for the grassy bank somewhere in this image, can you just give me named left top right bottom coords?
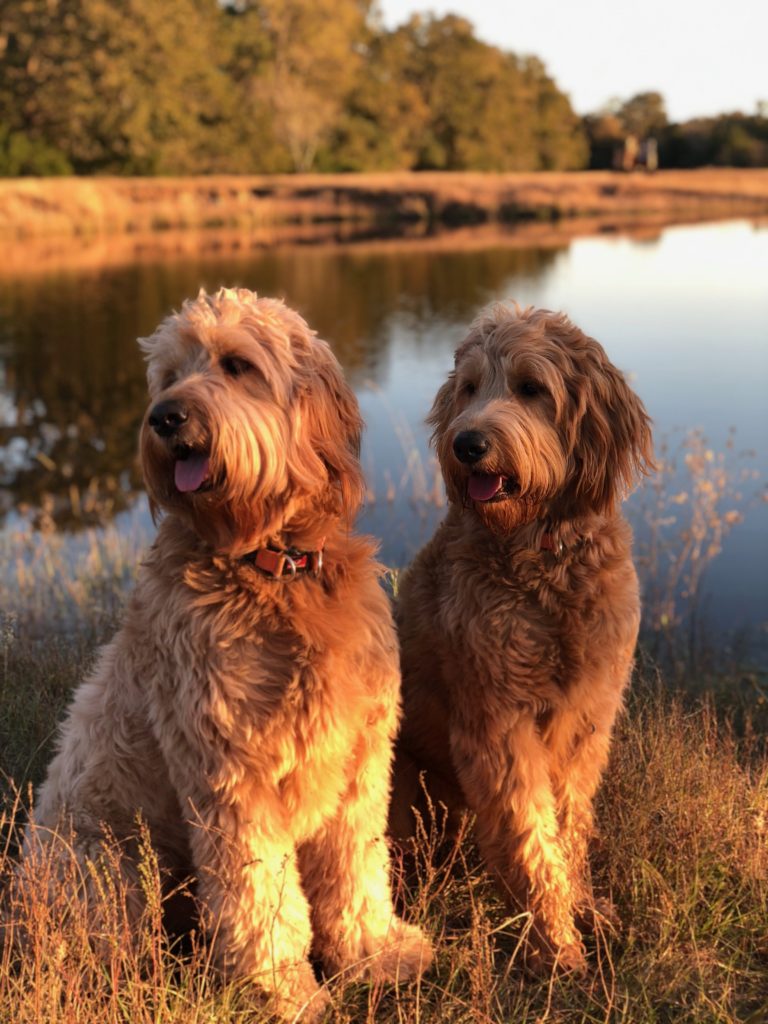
left=0, top=214, right=730, bottom=280
left=2, top=169, right=768, bottom=240
left=1, top=525, right=767, bottom=1023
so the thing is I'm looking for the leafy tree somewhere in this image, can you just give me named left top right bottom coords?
left=0, top=0, right=234, bottom=173
left=226, top=0, right=372, bottom=172
left=397, top=15, right=540, bottom=171
left=584, top=94, right=668, bottom=168
left=582, top=112, right=625, bottom=169
left=617, top=91, right=668, bottom=139
left=332, top=14, right=587, bottom=173
left=326, top=25, right=432, bottom=171
left=219, top=3, right=292, bottom=172
left=523, top=57, right=588, bottom=171
left=660, top=118, right=715, bottom=167
left=0, top=124, right=72, bottom=175
left=0, top=1, right=591, bottom=174
left=711, top=116, right=768, bottom=166
left=652, top=112, right=768, bottom=168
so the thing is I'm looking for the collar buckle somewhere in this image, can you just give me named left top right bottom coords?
left=310, top=548, right=323, bottom=578
left=243, top=540, right=325, bottom=581
left=282, top=554, right=298, bottom=580
left=540, top=532, right=564, bottom=557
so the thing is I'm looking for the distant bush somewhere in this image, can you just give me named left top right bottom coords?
left=584, top=93, right=768, bottom=170
left=659, top=114, right=768, bottom=168
left=0, top=124, right=72, bottom=176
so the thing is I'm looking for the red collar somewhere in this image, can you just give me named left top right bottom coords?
left=540, top=532, right=564, bottom=556
left=240, top=541, right=325, bottom=580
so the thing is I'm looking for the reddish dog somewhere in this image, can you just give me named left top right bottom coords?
left=18, top=289, right=431, bottom=1019
left=392, top=303, right=652, bottom=972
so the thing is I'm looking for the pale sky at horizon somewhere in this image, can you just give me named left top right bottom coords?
left=378, top=0, right=767, bottom=123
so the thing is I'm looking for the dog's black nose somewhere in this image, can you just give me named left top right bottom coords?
left=148, top=400, right=189, bottom=438
left=453, top=430, right=490, bottom=464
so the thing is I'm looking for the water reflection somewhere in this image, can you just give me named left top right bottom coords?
left=0, top=238, right=561, bottom=527
left=1, top=219, right=766, bottom=651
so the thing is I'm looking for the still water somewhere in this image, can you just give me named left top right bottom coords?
left=1, top=219, right=766, bottom=654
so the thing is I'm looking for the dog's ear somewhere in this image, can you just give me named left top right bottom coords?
left=427, top=335, right=481, bottom=447
left=427, top=374, right=456, bottom=446
left=302, top=346, right=365, bottom=522
left=564, top=340, right=654, bottom=516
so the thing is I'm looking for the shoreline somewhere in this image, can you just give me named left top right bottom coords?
left=3, top=210, right=764, bottom=278
left=2, top=168, right=768, bottom=241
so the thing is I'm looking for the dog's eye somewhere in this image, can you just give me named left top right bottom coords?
left=161, top=373, right=176, bottom=391
left=519, top=380, right=541, bottom=398
left=221, top=356, right=253, bottom=378
left=460, top=381, right=477, bottom=397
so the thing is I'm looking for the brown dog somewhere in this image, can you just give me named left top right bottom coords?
left=391, top=303, right=652, bottom=973
left=18, top=289, right=431, bottom=1019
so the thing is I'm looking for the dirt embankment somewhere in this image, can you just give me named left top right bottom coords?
left=1, top=168, right=768, bottom=239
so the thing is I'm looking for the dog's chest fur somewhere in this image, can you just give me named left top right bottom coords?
left=411, top=512, right=640, bottom=713
left=125, top=524, right=398, bottom=837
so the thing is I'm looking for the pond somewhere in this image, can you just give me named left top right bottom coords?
left=1, top=218, right=766, bottom=660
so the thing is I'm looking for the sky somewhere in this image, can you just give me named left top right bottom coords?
left=378, top=0, right=767, bottom=123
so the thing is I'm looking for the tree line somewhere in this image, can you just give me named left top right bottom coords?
left=0, top=1, right=765, bottom=177
left=585, top=93, right=768, bottom=170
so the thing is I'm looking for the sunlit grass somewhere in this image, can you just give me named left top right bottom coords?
left=3, top=171, right=768, bottom=246
left=2, top=671, right=766, bottom=1022
left=1, top=432, right=766, bottom=1021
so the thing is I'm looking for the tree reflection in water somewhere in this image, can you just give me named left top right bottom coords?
left=0, top=232, right=560, bottom=529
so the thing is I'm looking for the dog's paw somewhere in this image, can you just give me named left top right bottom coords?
left=523, top=938, right=588, bottom=978
left=575, top=896, right=620, bottom=936
left=365, top=918, right=434, bottom=984
left=552, top=940, right=588, bottom=976
left=328, top=918, right=433, bottom=985
left=262, top=962, right=330, bottom=1023
left=291, top=984, right=331, bottom=1024
left=268, top=970, right=331, bottom=1019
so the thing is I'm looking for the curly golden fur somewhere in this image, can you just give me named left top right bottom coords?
left=390, top=303, right=653, bottom=973
left=20, top=288, right=431, bottom=1019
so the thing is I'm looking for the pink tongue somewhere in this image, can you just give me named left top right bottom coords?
left=468, top=473, right=503, bottom=501
left=174, top=455, right=210, bottom=493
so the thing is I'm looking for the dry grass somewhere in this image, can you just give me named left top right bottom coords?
left=635, top=429, right=764, bottom=676
left=1, top=519, right=767, bottom=1023
left=2, top=169, right=768, bottom=241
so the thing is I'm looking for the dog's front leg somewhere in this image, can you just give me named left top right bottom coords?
left=450, top=711, right=586, bottom=973
left=548, top=713, right=605, bottom=919
left=184, top=792, right=328, bottom=1022
left=546, top=681, right=629, bottom=933
left=299, top=708, right=433, bottom=985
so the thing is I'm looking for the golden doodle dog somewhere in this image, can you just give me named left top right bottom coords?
left=20, top=288, right=431, bottom=1019
left=391, top=303, right=652, bottom=973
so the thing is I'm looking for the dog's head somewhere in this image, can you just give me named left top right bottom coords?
left=429, top=304, right=653, bottom=533
left=139, top=288, right=363, bottom=555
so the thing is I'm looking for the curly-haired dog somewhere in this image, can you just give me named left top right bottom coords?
left=19, top=288, right=431, bottom=1019
left=391, top=304, right=652, bottom=973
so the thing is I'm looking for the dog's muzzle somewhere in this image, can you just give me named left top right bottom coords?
left=148, top=399, right=189, bottom=438
left=453, top=430, right=490, bottom=465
